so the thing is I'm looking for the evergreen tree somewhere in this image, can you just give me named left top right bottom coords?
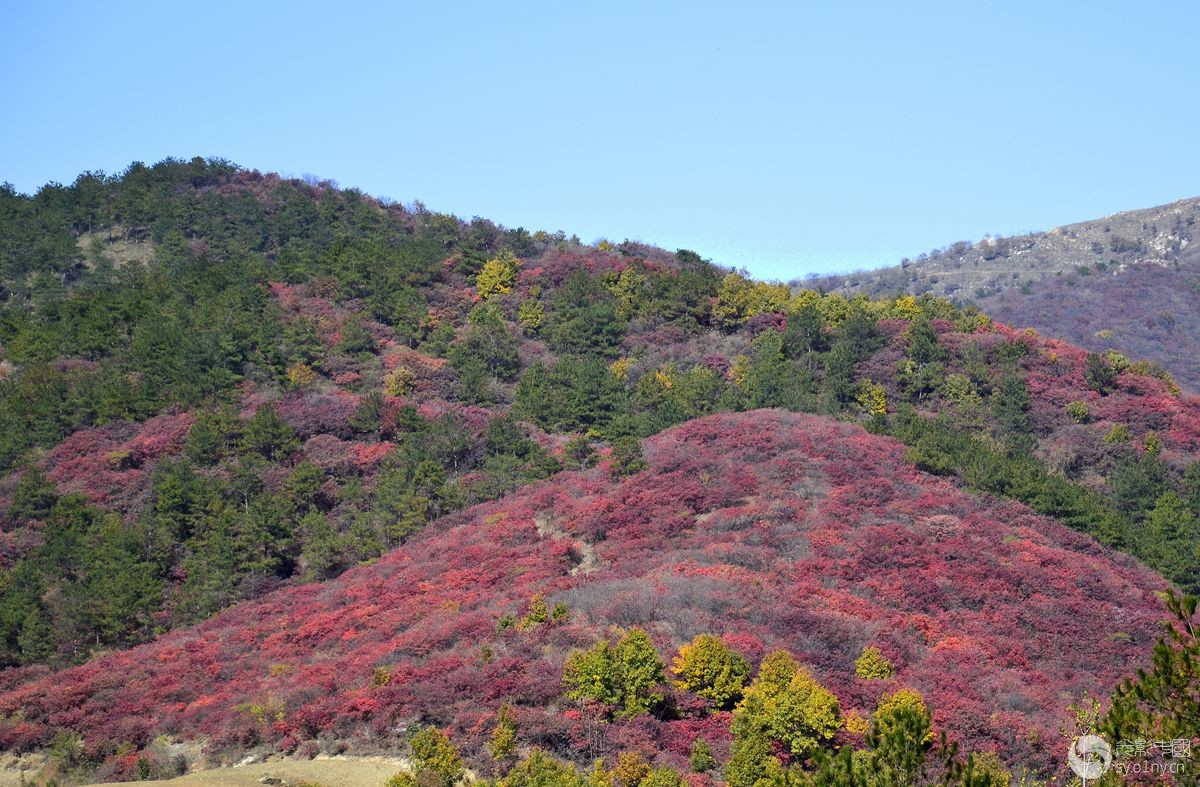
left=337, top=315, right=378, bottom=357
left=6, top=466, right=57, bottom=523
left=350, top=390, right=385, bottom=435
left=299, top=511, right=345, bottom=579
left=1141, top=493, right=1200, bottom=592
left=185, top=406, right=242, bottom=465
left=821, top=342, right=859, bottom=413
left=1103, top=592, right=1199, bottom=771
left=782, top=302, right=827, bottom=358
left=73, top=516, right=162, bottom=646
left=1084, top=352, right=1119, bottom=394
left=17, top=605, right=55, bottom=664
left=0, top=562, right=47, bottom=666
left=175, top=504, right=242, bottom=622
left=1184, top=462, right=1200, bottom=529
left=991, top=376, right=1034, bottom=455
left=1112, top=454, right=1171, bottom=522
left=235, top=493, right=296, bottom=576
left=866, top=689, right=935, bottom=787
left=515, top=356, right=628, bottom=433
left=449, top=303, right=521, bottom=383
left=544, top=270, right=627, bottom=357
left=907, top=318, right=943, bottom=365
left=241, top=403, right=298, bottom=461
left=609, top=436, right=648, bottom=478
left=745, top=329, right=808, bottom=410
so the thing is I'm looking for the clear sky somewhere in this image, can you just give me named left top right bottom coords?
left=2, top=1, right=1197, bottom=280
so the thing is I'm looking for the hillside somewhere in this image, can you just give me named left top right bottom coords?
left=1, top=159, right=1199, bottom=653
left=808, top=197, right=1200, bottom=391
left=2, top=160, right=1200, bottom=782
left=0, top=410, right=1169, bottom=780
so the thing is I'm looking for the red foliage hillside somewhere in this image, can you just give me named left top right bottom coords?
left=0, top=410, right=1168, bottom=774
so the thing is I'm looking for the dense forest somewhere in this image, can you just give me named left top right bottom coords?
left=0, top=159, right=1197, bottom=784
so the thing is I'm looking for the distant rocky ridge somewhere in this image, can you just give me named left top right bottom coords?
left=808, top=197, right=1200, bottom=390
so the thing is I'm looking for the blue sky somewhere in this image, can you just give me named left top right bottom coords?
left=2, top=1, right=1197, bottom=279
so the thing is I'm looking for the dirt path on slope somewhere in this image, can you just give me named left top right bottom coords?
left=535, top=513, right=601, bottom=575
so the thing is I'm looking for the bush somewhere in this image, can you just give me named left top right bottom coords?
left=1084, top=352, right=1118, bottom=394
left=609, top=437, right=647, bottom=478
left=384, top=366, right=416, bottom=397
left=843, top=709, right=870, bottom=735
left=487, top=703, right=517, bottom=765
left=517, top=299, right=543, bottom=332
left=854, top=646, right=895, bottom=680
left=286, top=363, right=317, bottom=389
left=1065, top=400, right=1090, bottom=423
left=712, top=271, right=791, bottom=329
left=517, top=594, right=550, bottom=629
left=640, top=766, right=684, bottom=787
left=499, top=749, right=585, bottom=786
left=672, top=634, right=750, bottom=709
left=562, top=628, right=665, bottom=716
left=476, top=250, right=520, bottom=300
left=1143, top=431, right=1163, bottom=456
left=612, top=751, right=650, bottom=786
left=856, top=380, right=888, bottom=416
left=689, top=739, right=716, bottom=773
left=732, top=649, right=842, bottom=762
left=407, top=727, right=465, bottom=787
left=1104, top=423, right=1130, bottom=443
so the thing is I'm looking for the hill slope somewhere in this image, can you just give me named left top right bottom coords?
left=2, top=159, right=1200, bottom=678
left=0, top=410, right=1167, bottom=778
left=809, top=197, right=1200, bottom=391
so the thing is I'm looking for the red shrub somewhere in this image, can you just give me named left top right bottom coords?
left=0, top=411, right=1168, bottom=777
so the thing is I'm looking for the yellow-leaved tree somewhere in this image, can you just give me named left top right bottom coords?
left=475, top=249, right=520, bottom=300
left=725, top=649, right=841, bottom=786
left=671, top=633, right=750, bottom=710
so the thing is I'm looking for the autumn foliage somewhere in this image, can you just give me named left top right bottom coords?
left=0, top=411, right=1169, bottom=776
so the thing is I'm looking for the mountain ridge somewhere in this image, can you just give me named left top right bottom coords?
left=807, top=195, right=1200, bottom=391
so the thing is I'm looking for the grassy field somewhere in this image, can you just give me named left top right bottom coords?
left=81, top=755, right=409, bottom=786
left=0, top=752, right=415, bottom=786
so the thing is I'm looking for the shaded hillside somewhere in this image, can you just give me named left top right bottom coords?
left=0, top=411, right=1169, bottom=779
left=809, top=197, right=1200, bottom=391
left=2, top=159, right=1200, bottom=679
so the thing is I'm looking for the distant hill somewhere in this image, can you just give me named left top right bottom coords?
left=0, top=410, right=1167, bottom=778
left=808, top=197, right=1200, bottom=391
